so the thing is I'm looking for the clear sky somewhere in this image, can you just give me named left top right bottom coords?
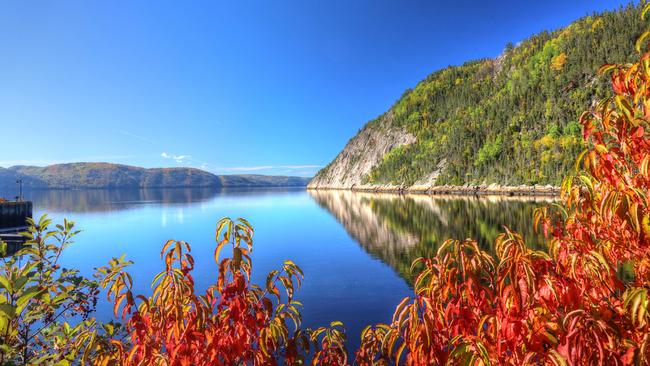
left=0, top=0, right=632, bottom=177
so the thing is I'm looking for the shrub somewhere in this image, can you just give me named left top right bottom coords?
left=0, top=216, right=114, bottom=365
left=89, top=217, right=347, bottom=365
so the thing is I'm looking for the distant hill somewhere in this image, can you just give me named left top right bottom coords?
left=0, top=163, right=310, bottom=190
left=310, top=3, right=646, bottom=190
left=219, top=174, right=312, bottom=187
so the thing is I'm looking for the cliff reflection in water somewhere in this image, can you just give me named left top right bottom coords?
left=309, top=190, right=553, bottom=283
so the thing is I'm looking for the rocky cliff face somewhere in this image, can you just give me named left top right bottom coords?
left=307, top=111, right=416, bottom=189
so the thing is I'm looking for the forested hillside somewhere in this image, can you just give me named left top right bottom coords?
left=312, top=3, right=646, bottom=188
left=0, top=163, right=310, bottom=190
left=0, top=163, right=220, bottom=189
left=219, top=174, right=312, bottom=187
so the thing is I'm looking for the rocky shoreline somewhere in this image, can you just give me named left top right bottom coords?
left=307, top=183, right=560, bottom=196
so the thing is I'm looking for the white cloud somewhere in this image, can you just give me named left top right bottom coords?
left=161, top=152, right=192, bottom=164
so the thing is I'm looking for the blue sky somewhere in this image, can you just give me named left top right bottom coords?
left=0, top=0, right=631, bottom=177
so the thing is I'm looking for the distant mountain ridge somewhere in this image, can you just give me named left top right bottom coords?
left=0, top=163, right=310, bottom=190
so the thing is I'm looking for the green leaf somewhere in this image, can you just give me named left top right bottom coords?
left=16, top=286, right=43, bottom=314
left=0, top=275, right=11, bottom=293
left=643, top=3, right=650, bottom=20
left=0, top=304, right=16, bottom=319
left=13, top=275, right=29, bottom=293
left=548, top=349, right=568, bottom=366
left=636, top=31, right=650, bottom=53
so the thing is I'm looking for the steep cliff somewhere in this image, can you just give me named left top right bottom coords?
left=308, top=111, right=416, bottom=189
left=311, top=4, right=645, bottom=190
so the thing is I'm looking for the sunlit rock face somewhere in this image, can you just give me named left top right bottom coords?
left=307, top=112, right=416, bottom=190
left=309, top=190, right=552, bottom=282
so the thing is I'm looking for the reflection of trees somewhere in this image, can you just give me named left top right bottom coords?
left=21, top=188, right=221, bottom=213
left=309, top=190, right=551, bottom=283
left=15, top=187, right=306, bottom=213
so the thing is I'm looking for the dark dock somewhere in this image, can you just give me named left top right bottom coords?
left=0, top=201, right=32, bottom=255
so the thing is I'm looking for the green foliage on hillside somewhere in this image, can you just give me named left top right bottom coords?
left=366, top=3, right=645, bottom=186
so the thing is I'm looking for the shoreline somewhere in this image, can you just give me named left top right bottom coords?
left=307, top=184, right=560, bottom=197
left=0, top=185, right=309, bottom=191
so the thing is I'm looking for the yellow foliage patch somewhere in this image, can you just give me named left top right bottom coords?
left=551, top=52, right=568, bottom=71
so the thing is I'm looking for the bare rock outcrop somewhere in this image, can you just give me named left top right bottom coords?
left=307, top=111, right=416, bottom=190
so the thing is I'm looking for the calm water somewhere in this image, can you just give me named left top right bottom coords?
left=4, top=187, right=552, bottom=350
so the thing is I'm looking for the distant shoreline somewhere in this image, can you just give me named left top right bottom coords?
left=0, top=162, right=311, bottom=191
left=307, top=184, right=560, bottom=197
left=9, top=185, right=309, bottom=191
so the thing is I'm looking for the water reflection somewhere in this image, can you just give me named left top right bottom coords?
left=3, top=187, right=304, bottom=213
left=309, top=190, right=554, bottom=282
left=0, top=187, right=558, bottom=345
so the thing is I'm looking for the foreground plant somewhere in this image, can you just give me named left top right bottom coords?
left=0, top=216, right=112, bottom=365
left=91, top=217, right=348, bottom=365
left=0, top=216, right=347, bottom=365
left=354, top=14, right=650, bottom=366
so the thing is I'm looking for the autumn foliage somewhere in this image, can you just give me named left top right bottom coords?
left=84, top=217, right=353, bottom=365
left=353, top=20, right=650, bottom=366
left=6, top=10, right=650, bottom=366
